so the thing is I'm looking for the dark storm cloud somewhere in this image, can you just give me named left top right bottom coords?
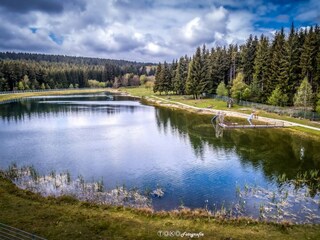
left=0, top=0, right=87, bottom=14
left=0, top=0, right=63, bottom=14
left=0, top=24, right=56, bottom=53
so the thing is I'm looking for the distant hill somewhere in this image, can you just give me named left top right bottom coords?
left=0, top=52, right=156, bottom=91
left=0, top=51, right=153, bottom=66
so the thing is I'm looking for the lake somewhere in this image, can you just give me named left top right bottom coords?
left=0, top=93, right=319, bottom=223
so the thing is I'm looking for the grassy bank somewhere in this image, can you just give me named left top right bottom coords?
left=121, top=87, right=320, bottom=134
left=0, top=88, right=111, bottom=102
left=1, top=176, right=320, bottom=240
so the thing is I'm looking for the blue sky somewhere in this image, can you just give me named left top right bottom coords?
left=0, top=0, right=319, bottom=62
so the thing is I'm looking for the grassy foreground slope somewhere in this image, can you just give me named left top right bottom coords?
left=1, top=177, right=320, bottom=240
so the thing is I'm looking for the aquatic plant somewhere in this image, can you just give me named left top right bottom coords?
left=235, top=182, right=320, bottom=223
left=2, top=165, right=153, bottom=209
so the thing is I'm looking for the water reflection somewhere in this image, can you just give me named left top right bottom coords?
left=155, top=106, right=320, bottom=182
left=0, top=94, right=147, bottom=122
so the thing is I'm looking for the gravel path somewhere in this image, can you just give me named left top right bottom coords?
left=150, top=96, right=320, bottom=131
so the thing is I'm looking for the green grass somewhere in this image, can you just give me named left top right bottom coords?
left=0, top=88, right=110, bottom=102
left=156, top=94, right=243, bottom=110
left=1, top=176, right=320, bottom=240
left=120, top=86, right=154, bottom=97
left=119, top=87, right=320, bottom=135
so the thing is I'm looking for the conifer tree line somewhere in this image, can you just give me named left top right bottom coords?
left=0, top=52, right=155, bottom=91
left=154, top=24, right=320, bottom=110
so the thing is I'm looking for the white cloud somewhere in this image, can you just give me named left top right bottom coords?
left=0, top=0, right=317, bottom=62
left=179, top=7, right=228, bottom=46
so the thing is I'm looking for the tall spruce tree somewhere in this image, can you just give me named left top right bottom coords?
left=186, top=59, right=197, bottom=99
left=153, top=63, right=162, bottom=94
left=186, top=47, right=202, bottom=99
left=300, top=26, right=318, bottom=89
left=284, top=23, right=302, bottom=105
left=252, top=34, right=270, bottom=102
left=198, top=45, right=211, bottom=95
left=269, top=29, right=286, bottom=94
left=170, top=60, right=178, bottom=93
left=162, top=61, right=171, bottom=94
left=316, top=90, right=320, bottom=114
left=241, top=35, right=258, bottom=84
left=173, top=56, right=189, bottom=95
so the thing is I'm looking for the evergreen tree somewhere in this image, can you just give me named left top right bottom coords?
left=198, top=45, right=211, bottom=95
left=153, top=63, right=162, bottom=94
left=294, top=77, right=313, bottom=109
left=316, top=91, right=320, bottom=114
left=162, top=61, right=171, bottom=94
left=230, top=72, right=248, bottom=101
left=269, top=29, right=286, bottom=94
left=284, top=23, right=301, bottom=104
left=216, top=82, right=228, bottom=97
left=186, top=47, right=202, bottom=99
left=252, top=34, right=270, bottom=102
left=267, top=86, right=288, bottom=106
left=173, top=56, right=188, bottom=95
left=40, top=83, right=46, bottom=90
left=186, top=59, right=198, bottom=98
left=241, top=35, right=258, bottom=84
left=170, top=60, right=178, bottom=92
left=17, top=81, right=25, bottom=90
left=300, top=26, right=317, bottom=87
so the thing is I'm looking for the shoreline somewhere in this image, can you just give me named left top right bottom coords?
left=118, top=89, right=320, bottom=133
left=2, top=175, right=320, bottom=240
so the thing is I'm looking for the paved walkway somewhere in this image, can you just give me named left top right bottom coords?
left=150, top=96, right=320, bottom=132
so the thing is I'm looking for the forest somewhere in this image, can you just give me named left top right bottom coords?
left=0, top=52, right=155, bottom=91
left=154, top=24, right=320, bottom=111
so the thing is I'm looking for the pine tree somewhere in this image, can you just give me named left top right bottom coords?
left=173, top=56, right=188, bottom=95
left=170, top=60, right=178, bottom=92
left=300, top=26, right=318, bottom=89
left=284, top=23, right=301, bottom=105
left=294, top=77, right=313, bottom=110
left=186, top=59, right=198, bottom=99
left=207, top=48, right=219, bottom=92
left=198, top=45, right=211, bottom=95
left=162, top=61, right=171, bottom=94
left=316, top=91, right=320, bottom=114
left=241, top=35, right=258, bottom=84
left=269, top=29, right=286, bottom=94
left=17, top=81, right=25, bottom=90
left=153, top=63, right=162, bottom=94
left=186, top=47, right=202, bottom=99
left=216, top=82, right=228, bottom=96
left=267, top=86, right=288, bottom=106
left=230, top=72, right=248, bottom=101
left=252, top=34, right=270, bottom=102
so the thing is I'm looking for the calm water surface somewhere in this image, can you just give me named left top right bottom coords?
left=0, top=93, right=320, bottom=219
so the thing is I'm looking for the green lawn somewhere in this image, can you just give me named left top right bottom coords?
left=119, top=86, right=154, bottom=97
left=1, top=176, right=320, bottom=240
